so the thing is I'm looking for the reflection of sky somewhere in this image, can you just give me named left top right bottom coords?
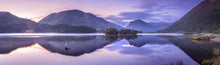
left=0, top=40, right=199, bottom=65
left=106, top=40, right=199, bottom=65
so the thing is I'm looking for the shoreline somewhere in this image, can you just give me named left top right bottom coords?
left=211, top=36, right=220, bottom=43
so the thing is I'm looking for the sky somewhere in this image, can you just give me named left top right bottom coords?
left=0, top=0, right=203, bottom=26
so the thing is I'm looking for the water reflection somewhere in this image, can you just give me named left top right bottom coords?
left=162, top=36, right=220, bottom=64
left=45, top=36, right=96, bottom=42
left=127, top=36, right=170, bottom=47
left=102, top=36, right=119, bottom=42
left=119, top=35, right=138, bottom=40
left=102, top=35, right=138, bottom=41
left=192, top=39, right=216, bottom=44
left=0, top=35, right=219, bottom=65
left=0, top=38, right=36, bottom=54
left=201, top=48, right=220, bottom=65
left=38, top=36, right=120, bottom=56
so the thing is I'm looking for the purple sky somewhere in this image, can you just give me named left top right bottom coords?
left=0, top=0, right=203, bottom=26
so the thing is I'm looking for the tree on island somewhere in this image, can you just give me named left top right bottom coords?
left=64, top=26, right=97, bottom=33
left=104, top=28, right=141, bottom=35
left=104, top=28, right=118, bottom=35
left=118, top=29, right=139, bottom=35
left=34, top=24, right=97, bottom=33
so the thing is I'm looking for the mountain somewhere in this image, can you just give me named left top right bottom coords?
left=0, top=11, right=97, bottom=33
left=39, top=10, right=124, bottom=31
left=0, top=12, right=36, bottom=33
left=126, top=20, right=171, bottom=32
left=160, top=0, right=220, bottom=33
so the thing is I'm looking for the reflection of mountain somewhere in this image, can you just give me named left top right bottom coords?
left=0, top=38, right=36, bottom=54
left=0, top=36, right=121, bottom=56
left=128, top=36, right=171, bottom=47
left=106, top=36, right=172, bottom=53
left=1, top=35, right=219, bottom=65
left=42, top=36, right=96, bottom=42
left=105, top=36, right=199, bottom=65
left=162, top=36, right=220, bottom=64
left=38, top=36, right=120, bottom=56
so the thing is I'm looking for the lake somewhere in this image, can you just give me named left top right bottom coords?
left=0, top=33, right=219, bottom=65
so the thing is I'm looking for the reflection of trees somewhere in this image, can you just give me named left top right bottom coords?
left=42, top=36, right=96, bottom=42
left=202, top=48, right=220, bottom=65
left=103, top=35, right=138, bottom=42
left=162, top=36, right=220, bottom=64
left=119, top=35, right=138, bottom=40
left=192, top=40, right=216, bottom=44
left=163, top=61, right=185, bottom=65
left=102, top=36, right=119, bottom=42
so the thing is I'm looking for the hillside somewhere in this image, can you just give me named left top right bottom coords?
left=127, top=20, right=171, bottom=32
left=160, top=0, right=220, bottom=33
left=39, top=10, right=124, bottom=31
left=33, top=24, right=97, bottom=33
left=0, top=12, right=36, bottom=33
left=0, top=11, right=97, bottom=33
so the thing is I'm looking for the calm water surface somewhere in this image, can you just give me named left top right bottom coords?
left=0, top=34, right=219, bottom=65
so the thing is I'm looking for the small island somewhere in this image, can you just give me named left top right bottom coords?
left=104, top=28, right=141, bottom=35
left=191, top=34, right=216, bottom=40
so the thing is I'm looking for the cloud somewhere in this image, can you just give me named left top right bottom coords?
left=119, top=11, right=157, bottom=20
left=136, top=0, right=203, bottom=10
left=106, top=15, right=129, bottom=27
left=106, top=11, right=159, bottom=26
left=106, top=0, right=203, bottom=26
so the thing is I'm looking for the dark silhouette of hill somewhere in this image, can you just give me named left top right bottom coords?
left=39, top=10, right=124, bottom=31
left=127, top=19, right=171, bottom=32
left=0, top=12, right=36, bottom=33
left=160, top=0, right=220, bottom=33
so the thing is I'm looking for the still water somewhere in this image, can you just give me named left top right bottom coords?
left=0, top=34, right=219, bottom=65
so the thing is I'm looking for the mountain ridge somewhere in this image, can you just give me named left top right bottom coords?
left=39, top=10, right=124, bottom=31
left=127, top=19, right=171, bottom=32
left=0, top=12, right=36, bottom=33
left=160, top=0, right=220, bottom=33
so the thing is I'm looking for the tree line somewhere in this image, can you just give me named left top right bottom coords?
left=104, top=28, right=142, bottom=35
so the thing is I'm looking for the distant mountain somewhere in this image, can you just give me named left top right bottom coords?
left=39, top=10, right=124, bottom=31
left=160, top=0, right=220, bottom=33
left=0, top=12, right=36, bottom=33
left=126, top=20, right=171, bottom=32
